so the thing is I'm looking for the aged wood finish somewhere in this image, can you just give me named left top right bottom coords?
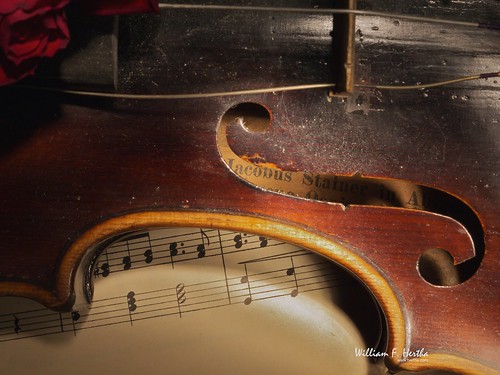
left=0, top=0, right=498, bottom=374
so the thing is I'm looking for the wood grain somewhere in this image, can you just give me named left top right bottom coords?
left=0, top=1, right=498, bottom=373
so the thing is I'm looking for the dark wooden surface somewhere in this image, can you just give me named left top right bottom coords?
left=0, top=1, right=498, bottom=373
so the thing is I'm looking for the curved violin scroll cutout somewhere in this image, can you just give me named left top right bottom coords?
left=217, top=102, right=484, bottom=286
left=224, top=102, right=273, bottom=133
left=417, top=248, right=460, bottom=287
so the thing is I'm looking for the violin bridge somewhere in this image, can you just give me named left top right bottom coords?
left=330, top=0, right=357, bottom=95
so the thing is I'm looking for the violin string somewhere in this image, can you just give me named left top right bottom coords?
left=14, top=71, right=499, bottom=99
left=158, top=3, right=499, bottom=30
left=14, top=83, right=337, bottom=99
left=8, top=4, right=499, bottom=99
left=355, top=72, right=500, bottom=90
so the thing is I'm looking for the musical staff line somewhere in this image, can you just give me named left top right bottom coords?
left=94, top=229, right=286, bottom=278
left=0, top=250, right=351, bottom=343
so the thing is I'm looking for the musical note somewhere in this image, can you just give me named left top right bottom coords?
left=127, top=291, right=137, bottom=312
left=169, top=242, right=178, bottom=256
left=196, top=244, right=205, bottom=258
left=101, top=262, right=110, bottom=277
left=143, top=249, right=153, bottom=264
left=259, top=236, right=268, bottom=247
left=13, top=315, right=20, bottom=334
left=71, top=311, right=80, bottom=335
left=233, top=234, right=243, bottom=248
left=145, top=233, right=154, bottom=264
left=168, top=241, right=184, bottom=268
left=175, top=283, right=186, bottom=317
left=0, top=229, right=349, bottom=343
left=58, top=312, right=64, bottom=333
left=127, top=291, right=137, bottom=325
left=94, top=249, right=111, bottom=278
left=122, top=255, right=132, bottom=270
left=241, top=265, right=252, bottom=305
left=233, top=233, right=248, bottom=249
left=122, top=232, right=154, bottom=270
left=197, top=229, right=210, bottom=258
left=88, top=230, right=283, bottom=279
left=288, top=257, right=299, bottom=297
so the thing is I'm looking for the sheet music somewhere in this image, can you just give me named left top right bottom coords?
left=0, top=228, right=383, bottom=374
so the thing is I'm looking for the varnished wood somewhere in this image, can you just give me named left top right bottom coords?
left=0, top=1, right=498, bottom=373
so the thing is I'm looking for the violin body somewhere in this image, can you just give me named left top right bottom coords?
left=0, top=1, right=498, bottom=373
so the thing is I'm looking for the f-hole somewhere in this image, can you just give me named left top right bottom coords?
left=217, top=102, right=485, bottom=286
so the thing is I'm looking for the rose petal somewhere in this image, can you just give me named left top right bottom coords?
left=0, top=54, right=38, bottom=86
left=0, top=0, right=70, bottom=21
left=0, top=0, right=71, bottom=86
left=45, top=30, right=69, bottom=57
left=8, top=39, right=44, bottom=64
left=54, top=11, right=69, bottom=39
left=0, top=16, right=11, bottom=46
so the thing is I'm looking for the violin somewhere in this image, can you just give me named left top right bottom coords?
left=0, top=1, right=498, bottom=373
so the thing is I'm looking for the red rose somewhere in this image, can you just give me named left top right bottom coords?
left=0, top=0, right=70, bottom=86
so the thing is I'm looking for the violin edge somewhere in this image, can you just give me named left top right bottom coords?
left=1, top=209, right=497, bottom=374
